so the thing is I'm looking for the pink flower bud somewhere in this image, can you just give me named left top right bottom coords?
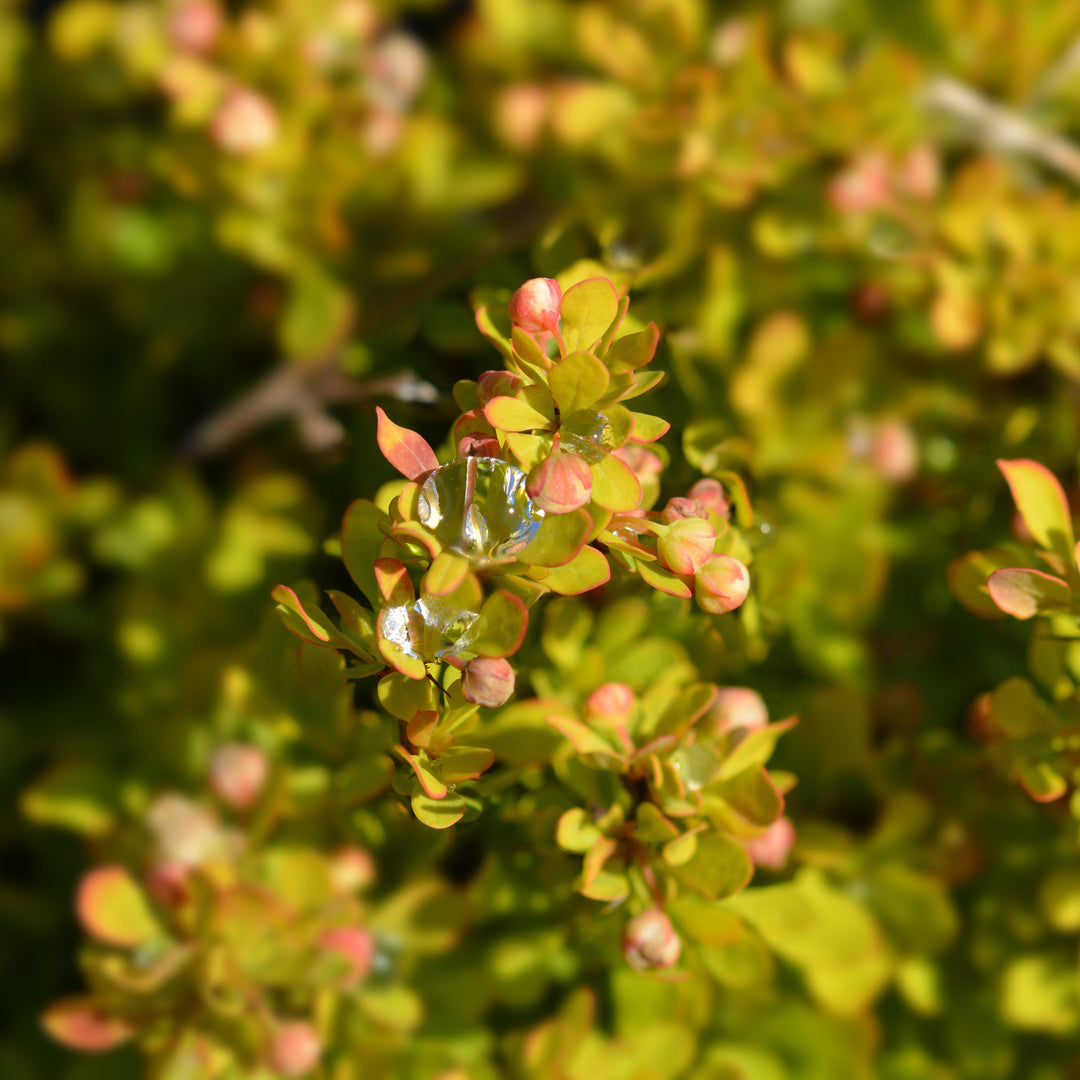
left=209, top=743, right=269, bottom=812
left=709, top=687, right=768, bottom=733
left=493, top=83, right=549, bottom=150
left=687, top=478, right=730, bottom=521
left=168, top=0, right=222, bottom=55
left=585, top=682, right=635, bottom=721
left=268, top=1022, right=321, bottom=1077
left=145, top=862, right=192, bottom=908
left=658, top=518, right=716, bottom=577
left=320, top=926, right=376, bottom=987
left=462, top=657, right=516, bottom=707
left=211, top=88, right=279, bottom=155
left=328, top=847, right=377, bottom=894
left=695, top=555, right=750, bottom=614
left=745, top=816, right=796, bottom=870
left=895, top=143, right=940, bottom=202
left=870, top=419, right=918, bottom=483
left=509, top=278, right=562, bottom=333
left=367, top=32, right=427, bottom=113
left=527, top=451, right=592, bottom=514
left=828, top=151, right=891, bottom=214
left=623, top=909, right=681, bottom=970
left=660, top=496, right=697, bottom=524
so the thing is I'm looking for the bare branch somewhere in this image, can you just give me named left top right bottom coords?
left=924, top=76, right=1080, bottom=184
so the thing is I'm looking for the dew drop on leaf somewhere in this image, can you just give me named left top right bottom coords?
left=417, top=457, right=544, bottom=561
left=560, top=411, right=616, bottom=464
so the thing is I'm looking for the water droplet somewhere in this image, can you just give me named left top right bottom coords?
left=380, top=594, right=482, bottom=663
left=867, top=214, right=917, bottom=259
left=560, top=411, right=615, bottom=463
left=667, top=744, right=719, bottom=791
left=417, top=457, right=544, bottom=562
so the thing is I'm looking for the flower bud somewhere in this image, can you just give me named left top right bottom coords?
left=509, top=278, right=562, bottom=333
left=320, top=926, right=376, bottom=987
left=623, top=909, right=681, bottom=970
left=367, top=32, right=428, bottom=113
left=695, top=555, right=750, bottom=614
left=462, top=657, right=516, bottom=707
left=709, top=687, right=768, bottom=734
left=168, top=0, right=222, bottom=55
left=527, top=451, right=592, bottom=514
left=145, top=862, right=191, bottom=908
left=745, top=816, right=796, bottom=870
left=493, top=83, right=549, bottom=150
left=687, top=478, right=730, bottom=521
left=268, top=1022, right=321, bottom=1077
left=870, top=419, right=918, bottom=483
left=658, top=518, right=716, bottom=577
left=211, top=88, right=279, bottom=155
left=828, top=151, right=891, bottom=214
left=585, top=682, right=635, bottom=722
left=328, top=847, right=377, bottom=894
left=660, top=496, right=697, bottom=524
left=209, top=743, right=269, bottom=812
left=895, top=143, right=940, bottom=202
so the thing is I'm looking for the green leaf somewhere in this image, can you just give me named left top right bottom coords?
left=557, top=807, right=603, bottom=852
left=634, top=802, right=680, bottom=843
left=630, top=412, right=670, bottom=443
left=606, top=322, right=659, bottom=371
left=474, top=304, right=513, bottom=361
left=484, top=387, right=557, bottom=432
left=424, top=551, right=470, bottom=597
left=537, top=545, right=611, bottom=595
left=412, top=789, right=466, bottom=829
left=712, top=766, right=783, bottom=827
left=589, top=452, right=641, bottom=512
left=637, top=559, right=692, bottom=598
left=549, top=351, right=611, bottom=415
left=1018, top=761, right=1068, bottom=802
left=518, top=507, right=592, bottom=568
left=21, top=766, right=116, bottom=838
left=998, top=459, right=1076, bottom=562
left=394, top=746, right=446, bottom=798
left=510, top=326, right=552, bottom=381
left=717, top=718, right=798, bottom=780
left=987, top=568, right=1073, bottom=619
left=341, top=499, right=392, bottom=608
left=358, top=985, right=425, bottom=1030
left=547, top=713, right=623, bottom=759
left=990, top=677, right=1045, bottom=737
left=378, top=672, right=438, bottom=721
left=1000, top=956, right=1080, bottom=1034
left=470, top=589, right=528, bottom=657
left=77, top=866, right=166, bottom=947
left=560, top=277, right=620, bottom=352
left=946, top=549, right=1016, bottom=617
left=672, top=833, right=752, bottom=899
left=436, top=745, right=495, bottom=782
left=272, top=584, right=335, bottom=644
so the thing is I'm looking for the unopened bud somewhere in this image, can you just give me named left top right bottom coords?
left=695, top=555, right=750, bottom=614
left=367, top=32, right=427, bottom=113
left=462, top=657, right=516, bottom=707
left=493, top=83, right=549, bottom=150
left=870, top=419, right=918, bottom=483
left=145, top=862, right=192, bottom=908
left=687, top=478, right=730, bottom=521
left=660, top=496, right=697, bottom=524
left=585, top=682, right=635, bottom=721
left=527, top=451, right=592, bottom=514
left=320, top=926, right=376, bottom=988
left=329, top=847, right=377, bottom=894
left=509, top=278, right=562, bottom=333
left=745, top=816, right=796, bottom=870
left=828, top=151, right=891, bottom=214
left=658, top=518, right=716, bottom=577
left=895, top=143, right=940, bottom=202
left=623, top=909, right=681, bottom=970
left=168, top=0, right=222, bottom=55
left=211, top=88, right=279, bottom=155
left=709, top=687, right=768, bottom=733
left=268, top=1022, right=321, bottom=1077
left=209, top=743, right=269, bottom=812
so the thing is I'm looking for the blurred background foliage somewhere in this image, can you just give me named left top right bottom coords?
left=7, top=0, right=1080, bottom=1076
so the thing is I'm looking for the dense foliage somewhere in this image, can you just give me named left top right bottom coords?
left=8, top=0, right=1080, bottom=1076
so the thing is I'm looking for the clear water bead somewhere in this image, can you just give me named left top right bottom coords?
left=417, top=457, right=544, bottom=562
left=559, top=411, right=616, bottom=464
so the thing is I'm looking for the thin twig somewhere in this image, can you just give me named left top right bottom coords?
left=924, top=75, right=1080, bottom=184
